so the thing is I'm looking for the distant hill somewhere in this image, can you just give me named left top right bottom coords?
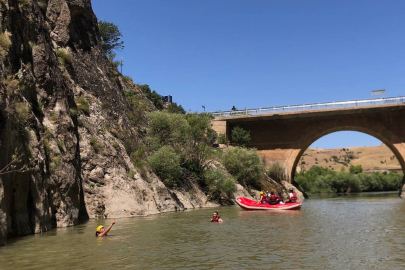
left=297, top=144, right=402, bottom=173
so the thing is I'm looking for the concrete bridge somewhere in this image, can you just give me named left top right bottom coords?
left=211, top=97, right=405, bottom=193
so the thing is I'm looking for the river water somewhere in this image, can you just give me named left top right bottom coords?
left=1, top=192, right=404, bottom=269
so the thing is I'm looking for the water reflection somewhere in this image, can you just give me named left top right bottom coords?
left=0, top=192, right=404, bottom=269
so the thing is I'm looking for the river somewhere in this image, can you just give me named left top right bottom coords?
left=0, top=192, right=404, bottom=269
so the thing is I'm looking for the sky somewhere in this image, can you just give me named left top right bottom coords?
left=91, top=0, right=404, bottom=149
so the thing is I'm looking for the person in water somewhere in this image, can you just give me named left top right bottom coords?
left=95, top=220, right=116, bottom=237
left=211, top=211, right=223, bottom=223
left=259, top=191, right=268, bottom=204
left=288, top=188, right=297, bottom=203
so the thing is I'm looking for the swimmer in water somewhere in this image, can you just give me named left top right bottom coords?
left=95, top=220, right=116, bottom=237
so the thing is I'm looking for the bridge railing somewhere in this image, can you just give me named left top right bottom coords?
left=211, top=96, right=405, bottom=117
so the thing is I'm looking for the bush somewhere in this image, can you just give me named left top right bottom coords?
left=218, top=134, right=228, bottom=144
left=221, top=147, right=265, bottom=188
left=204, top=168, right=237, bottom=200
left=148, top=146, right=182, bottom=188
left=166, top=102, right=185, bottom=114
left=75, top=95, right=90, bottom=116
left=0, top=31, right=11, bottom=57
left=267, top=162, right=285, bottom=182
left=13, top=102, right=30, bottom=126
left=56, top=49, right=72, bottom=66
left=90, top=137, right=102, bottom=153
left=231, top=126, right=250, bottom=146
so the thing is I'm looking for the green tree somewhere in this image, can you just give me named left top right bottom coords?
left=167, top=102, right=185, bottom=114
left=204, top=168, right=237, bottom=200
left=148, top=146, right=182, bottom=188
left=267, top=162, right=285, bottom=182
left=98, top=20, right=124, bottom=55
left=221, top=147, right=264, bottom=188
left=231, top=126, right=250, bottom=146
left=349, top=165, right=363, bottom=174
left=139, top=84, right=163, bottom=110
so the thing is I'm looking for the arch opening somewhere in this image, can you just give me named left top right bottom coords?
left=289, top=129, right=405, bottom=195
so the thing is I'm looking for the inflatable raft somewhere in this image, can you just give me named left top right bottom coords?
left=236, top=197, right=302, bottom=211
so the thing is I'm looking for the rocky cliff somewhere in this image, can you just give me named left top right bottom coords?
left=0, top=0, right=257, bottom=246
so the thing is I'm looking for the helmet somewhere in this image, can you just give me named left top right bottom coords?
left=96, top=225, right=104, bottom=232
left=289, top=188, right=293, bottom=192
left=260, top=191, right=264, bottom=195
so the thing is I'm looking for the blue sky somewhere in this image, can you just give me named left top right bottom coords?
left=91, top=0, right=404, bottom=149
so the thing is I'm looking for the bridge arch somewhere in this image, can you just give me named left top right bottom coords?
left=288, top=127, right=405, bottom=182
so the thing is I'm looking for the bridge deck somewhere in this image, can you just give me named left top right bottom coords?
left=211, top=96, right=405, bottom=118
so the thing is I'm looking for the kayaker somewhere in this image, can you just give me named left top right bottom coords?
left=269, top=191, right=277, bottom=205
left=276, top=191, right=285, bottom=204
left=288, top=188, right=297, bottom=203
left=95, top=220, right=116, bottom=237
left=211, top=211, right=223, bottom=223
left=259, top=191, right=268, bottom=204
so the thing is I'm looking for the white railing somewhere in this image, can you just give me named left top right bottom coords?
left=211, top=96, right=405, bottom=117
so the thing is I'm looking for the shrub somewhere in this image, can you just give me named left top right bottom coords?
left=90, top=137, right=102, bottom=153
left=70, top=108, right=78, bottom=117
left=57, top=140, right=65, bottom=151
left=267, top=162, right=285, bottom=182
left=218, top=133, right=228, bottom=144
left=44, top=139, right=50, bottom=155
left=128, top=170, right=135, bottom=179
left=231, top=126, right=250, bottom=146
left=204, top=168, right=237, bottom=200
left=13, top=102, right=30, bottom=126
left=0, top=31, right=11, bottom=57
left=148, top=146, right=182, bottom=188
left=166, top=102, right=186, bottom=114
left=112, top=142, right=119, bottom=149
left=221, top=147, right=265, bottom=188
left=56, top=49, right=72, bottom=66
left=75, top=95, right=90, bottom=116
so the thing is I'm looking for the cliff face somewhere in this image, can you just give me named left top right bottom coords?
left=0, top=0, right=246, bottom=246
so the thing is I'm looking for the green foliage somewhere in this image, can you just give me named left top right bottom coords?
left=90, top=137, right=102, bottom=153
left=75, top=95, right=90, bottom=116
left=44, top=139, right=50, bottom=155
left=128, top=170, right=135, bottom=179
left=146, top=111, right=189, bottom=153
left=50, top=111, right=58, bottom=121
left=0, top=31, right=11, bottom=57
left=70, top=108, right=78, bottom=118
left=221, top=147, right=265, bottom=188
left=124, top=90, right=149, bottom=127
left=139, top=84, right=163, bottom=110
left=57, top=140, right=65, bottom=151
left=98, top=20, right=124, bottom=55
left=77, top=118, right=84, bottom=127
left=166, top=102, right=185, bottom=114
left=204, top=168, right=237, bottom=200
left=37, top=0, right=47, bottom=9
left=218, top=134, right=228, bottom=144
left=121, top=75, right=133, bottom=84
left=295, top=165, right=403, bottom=194
left=349, top=164, right=363, bottom=174
left=56, top=49, right=72, bottom=66
left=112, top=142, right=119, bottom=149
left=148, top=146, right=182, bottom=188
left=267, top=162, right=285, bottom=182
left=12, top=102, right=30, bottom=127
left=231, top=126, right=250, bottom=146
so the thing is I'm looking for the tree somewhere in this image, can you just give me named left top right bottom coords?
left=349, top=165, right=363, bottom=174
left=167, top=103, right=185, bottom=114
left=98, top=20, right=124, bottom=55
left=139, top=84, right=163, bottom=110
left=231, top=126, right=250, bottom=146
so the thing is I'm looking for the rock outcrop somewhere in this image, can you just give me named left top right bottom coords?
left=0, top=0, right=229, bottom=246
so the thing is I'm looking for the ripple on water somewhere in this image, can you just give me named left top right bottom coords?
left=0, top=193, right=405, bottom=269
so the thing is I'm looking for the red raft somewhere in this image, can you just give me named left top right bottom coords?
left=236, top=197, right=302, bottom=211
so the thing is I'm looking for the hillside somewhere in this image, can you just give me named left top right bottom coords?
left=297, top=144, right=402, bottom=173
